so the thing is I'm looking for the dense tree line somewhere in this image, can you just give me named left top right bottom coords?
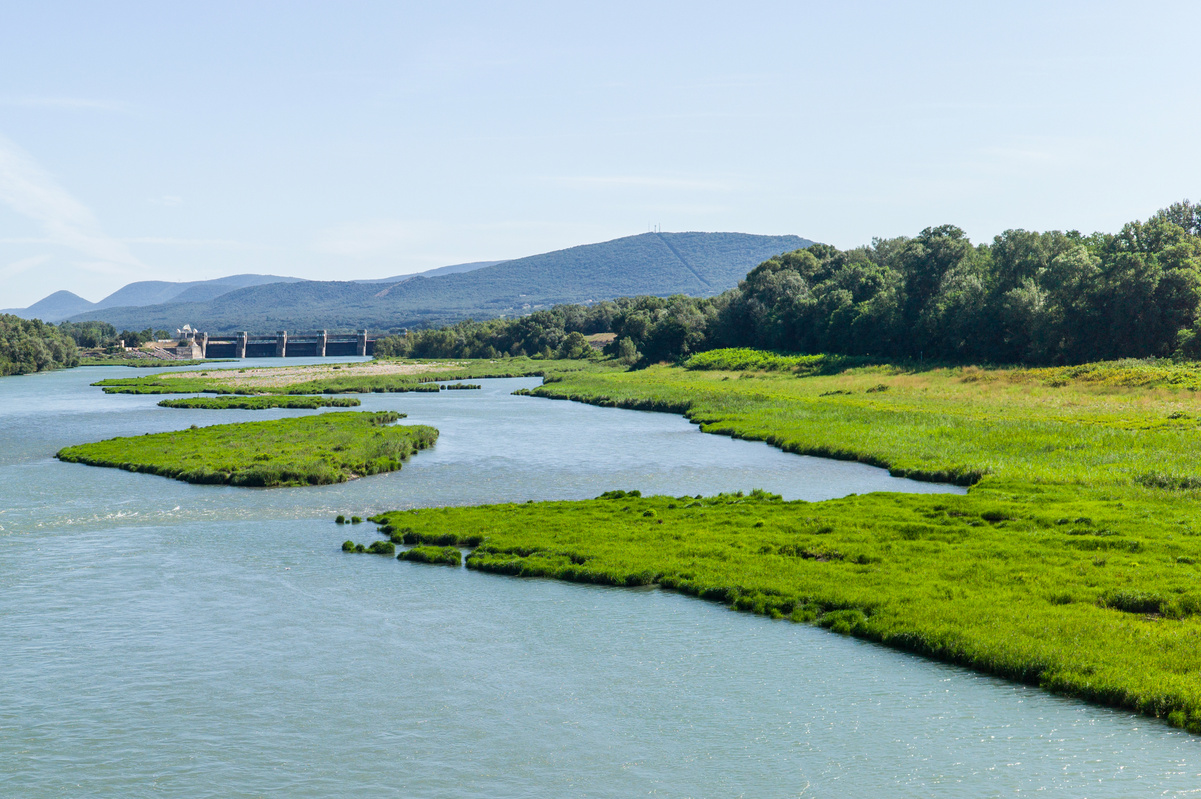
left=0, top=314, right=79, bottom=375
left=375, top=303, right=619, bottom=360
left=58, top=321, right=171, bottom=349
left=58, top=320, right=119, bottom=348
left=377, top=201, right=1201, bottom=366
left=713, top=200, right=1201, bottom=364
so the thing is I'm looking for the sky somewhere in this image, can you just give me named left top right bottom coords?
left=1, top=1, right=1199, bottom=308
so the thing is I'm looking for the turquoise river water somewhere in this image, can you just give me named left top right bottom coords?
left=1, top=359, right=1198, bottom=797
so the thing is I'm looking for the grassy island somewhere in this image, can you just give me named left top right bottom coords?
left=78, top=356, right=236, bottom=367
left=367, top=351, right=1201, bottom=733
left=92, top=357, right=608, bottom=395
left=57, top=411, right=437, bottom=487
left=157, top=396, right=362, bottom=410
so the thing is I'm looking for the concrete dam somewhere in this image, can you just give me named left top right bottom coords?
left=191, top=331, right=376, bottom=359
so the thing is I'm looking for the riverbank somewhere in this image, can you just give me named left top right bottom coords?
left=372, top=352, right=1201, bottom=732
left=92, top=356, right=612, bottom=394
left=77, top=355, right=236, bottom=367
left=6, top=362, right=1198, bottom=794
left=57, top=411, right=437, bottom=486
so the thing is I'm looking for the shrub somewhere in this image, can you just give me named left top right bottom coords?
left=599, top=489, right=642, bottom=499
left=1098, top=590, right=1165, bottom=615
left=398, top=545, right=462, bottom=566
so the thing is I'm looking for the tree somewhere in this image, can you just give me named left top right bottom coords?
left=0, top=314, right=79, bottom=375
left=614, top=337, right=640, bottom=366
left=556, top=331, right=592, bottom=360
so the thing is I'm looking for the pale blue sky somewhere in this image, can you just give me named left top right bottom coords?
left=1, top=1, right=1198, bottom=308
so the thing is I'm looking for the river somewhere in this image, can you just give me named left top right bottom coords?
left=1, top=360, right=1197, bottom=796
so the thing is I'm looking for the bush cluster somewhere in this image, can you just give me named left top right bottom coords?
left=0, top=314, right=79, bottom=375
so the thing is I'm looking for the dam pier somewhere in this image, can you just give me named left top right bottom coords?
left=181, top=330, right=375, bottom=359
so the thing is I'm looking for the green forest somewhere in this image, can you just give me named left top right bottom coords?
left=59, top=320, right=171, bottom=349
left=376, top=201, right=1201, bottom=367
left=0, top=314, right=79, bottom=375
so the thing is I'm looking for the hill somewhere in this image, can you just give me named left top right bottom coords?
left=68, top=232, right=811, bottom=333
left=4, top=274, right=305, bottom=323
left=2, top=290, right=95, bottom=323
left=94, top=273, right=307, bottom=310
left=353, top=259, right=507, bottom=283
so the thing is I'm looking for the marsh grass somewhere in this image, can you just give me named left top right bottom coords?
left=365, top=350, right=1201, bottom=732
left=374, top=485, right=1201, bottom=732
left=158, top=396, right=362, bottom=410
left=56, top=411, right=438, bottom=487
left=92, top=357, right=614, bottom=395
left=342, top=540, right=395, bottom=555
left=526, top=352, right=1201, bottom=488
left=683, top=348, right=877, bottom=375
left=397, top=545, right=462, bottom=566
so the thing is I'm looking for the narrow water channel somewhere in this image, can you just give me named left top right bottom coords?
left=1, top=360, right=1196, bottom=796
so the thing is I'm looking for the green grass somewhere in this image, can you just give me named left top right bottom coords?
left=528, top=355, right=1201, bottom=487
left=157, top=396, right=362, bottom=410
left=367, top=350, right=1201, bottom=733
left=92, top=357, right=611, bottom=395
left=57, top=411, right=437, bottom=487
left=397, top=545, right=463, bottom=566
left=683, top=348, right=876, bottom=374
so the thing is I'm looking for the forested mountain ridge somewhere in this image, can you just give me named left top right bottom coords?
left=66, top=232, right=810, bottom=332
left=91, top=274, right=306, bottom=311
left=4, top=274, right=305, bottom=323
left=353, top=259, right=507, bottom=283
left=6, top=260, right=500, bottom=322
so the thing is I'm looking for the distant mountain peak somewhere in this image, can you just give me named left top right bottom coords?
left=2, top=290, right=96, bottom=323
left=64, top=231, right=814, bottom=333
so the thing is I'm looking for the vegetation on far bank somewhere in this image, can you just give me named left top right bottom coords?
left=371, top=200, right=1201, bottom=369
left=157, top=396, right=362, bottom=410
left=59, top=320, right=172, bottom=350
left=78, top=355, right=236, bottom=367
left=91, top=357, right=615, bottom=395
left=362, top=352, right=1201, bottom=733
left=57, top=411, right=437, bottom=487
left=1, top=313, right=79, bottom=375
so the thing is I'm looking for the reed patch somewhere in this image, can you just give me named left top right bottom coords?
left=158, top=396, right=362, bottom=410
